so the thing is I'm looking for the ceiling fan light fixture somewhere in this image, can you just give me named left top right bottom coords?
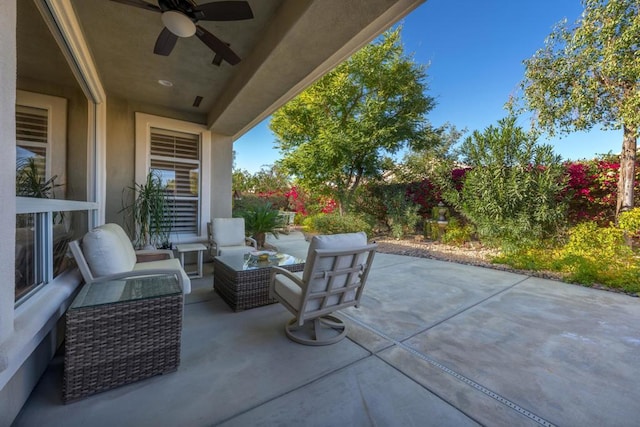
left=161, top=10, right=196, bottom=37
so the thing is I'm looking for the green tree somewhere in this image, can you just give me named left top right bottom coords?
left=232, top=165, right=291, bottom=196
left=517, top=0, right=639, bottom=215
left=270, top=27, right=436, bottom=213
left=232, top=168, right=253, bottom=195
left=398, top=123, right=464, bottom=182
left=442, top=117, right=568, bottom=251
left=250, top=164, right=291, bottom=195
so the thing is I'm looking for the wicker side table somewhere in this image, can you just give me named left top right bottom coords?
left=213, top=253, right=305, bottom=312
left=63, top=275, right=183, bottom=403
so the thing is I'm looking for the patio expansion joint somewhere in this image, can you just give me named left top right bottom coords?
left=211, top=351, right=375, bottom=426
left=402, top=275, right=532, bottom=343
left=342, top=292, right=557, bottom=427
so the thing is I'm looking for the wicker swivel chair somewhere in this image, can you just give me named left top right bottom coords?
left=269, top=232, right=377, bottom=345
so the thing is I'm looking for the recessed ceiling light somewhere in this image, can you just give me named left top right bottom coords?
left=158, top=79, right=173, bottom=87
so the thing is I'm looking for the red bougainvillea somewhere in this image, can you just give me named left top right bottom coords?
left=565, top=158, right=640, bottom=225
left=406, top=178, right=440, bottom=217
left=451, top=167, right=470, bottom=191
left=252, top=157, right=636, bottom=228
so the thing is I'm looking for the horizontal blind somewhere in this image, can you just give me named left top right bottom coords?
left=16, top=105, right=49, bottom=187
left=151, top=159, right=199, bottom=197
left=165, top=199, right=199, bottom=233
left=16, top=105, right=48, bottom=145
left=150, top=130, right=199, bottom=160
left=150, top=128, right=200, bottom=234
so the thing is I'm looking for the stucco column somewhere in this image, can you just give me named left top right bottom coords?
left=0, top=0, right=17, bottom=344
left=210, top=134, right=233, bottom=219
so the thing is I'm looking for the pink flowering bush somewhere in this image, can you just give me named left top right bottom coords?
left=564, top=157, right=640, bottom=225
left=405, top=178, right=441, bottom=217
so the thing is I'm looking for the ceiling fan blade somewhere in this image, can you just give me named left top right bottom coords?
left=195, top=25, right=241, bottom=65
left=196, top=1, right=253, bottom=21
left=154, top=27, right=179, bottom=56
left=109, top=0, right=161, bottom=13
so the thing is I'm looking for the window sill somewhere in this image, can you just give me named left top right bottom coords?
left=0, top=269, right=81, bottom=390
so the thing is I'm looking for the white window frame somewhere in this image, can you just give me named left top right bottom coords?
left=135, top=112, right=211, bottom=244
left=16, top=90, right=67, bottom=199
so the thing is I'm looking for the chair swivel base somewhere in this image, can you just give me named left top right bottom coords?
left=285, top=315, right=348, bottom=346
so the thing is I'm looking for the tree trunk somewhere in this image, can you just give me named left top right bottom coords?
left=254, top=232, right=266, bottom=249
left=616, top=125, right=637, bottom=217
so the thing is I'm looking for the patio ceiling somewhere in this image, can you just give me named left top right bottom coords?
left=18, top=0, right=426, bottom=138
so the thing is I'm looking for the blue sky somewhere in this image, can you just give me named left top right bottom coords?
left=233, top=0, right=622, bottom=173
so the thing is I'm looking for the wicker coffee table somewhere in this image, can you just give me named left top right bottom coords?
left=63, top=274, right=183, bottom=403
left=213, top=253, right=305, bottom=311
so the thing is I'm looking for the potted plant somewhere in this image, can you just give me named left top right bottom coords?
left=16, top=157, right=61, bottom=199
left=239, top=202, right=282, bottom=249
left=121, top=171, right=170, bottom=249
left=16, top=157, right=64, bottom=227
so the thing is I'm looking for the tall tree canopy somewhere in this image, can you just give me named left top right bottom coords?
left=518, top=0, right=639, bottom=215
left=270, top=27, right=436, bottom=212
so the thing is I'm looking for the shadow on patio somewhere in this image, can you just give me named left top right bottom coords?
left=13, top=232, right=640, bottom=426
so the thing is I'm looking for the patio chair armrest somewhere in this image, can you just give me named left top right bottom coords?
left=91, top=268, right=184, bottom=290
left=208, top=237, right=222, bottom=255
left=135, top=249, right=174, bottom=262
left=270, top=266, right=304, bottom=289
left=245, top=236, right=258, bottom=249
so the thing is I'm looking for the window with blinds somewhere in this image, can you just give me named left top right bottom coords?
left=150, top=128, right=201, bottom=235
left=16, top=105, right=48, bottom=186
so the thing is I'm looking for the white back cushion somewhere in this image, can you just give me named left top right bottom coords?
left=82, top=223, right=137, bottom=276
left=212, top=218, right=246, bottom=246
left=303, top=232, right=367, bottom=286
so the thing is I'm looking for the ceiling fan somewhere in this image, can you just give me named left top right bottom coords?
left=109, top=0, right=253, bottom=65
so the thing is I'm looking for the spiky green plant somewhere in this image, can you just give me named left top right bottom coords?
left=121, top=171, right=170, bottom=249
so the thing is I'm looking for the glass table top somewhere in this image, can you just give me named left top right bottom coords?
left=215, top=253, right=305, bottom=272
left=70, top=274, right=181, bottom=309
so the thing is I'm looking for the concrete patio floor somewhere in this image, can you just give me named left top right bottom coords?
left=12, top=231, right=640, bottom=426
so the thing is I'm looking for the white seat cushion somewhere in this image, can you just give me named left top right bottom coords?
left=217, top=245, right=253, bottom=257
left=273, top=271, right=305, bottom=308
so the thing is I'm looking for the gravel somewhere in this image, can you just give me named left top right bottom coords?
left=372, top=236, right=566, bottom=281
left=372, top=236, right=640, bottom=298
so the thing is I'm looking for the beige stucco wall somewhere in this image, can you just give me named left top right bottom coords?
left=0, top=0, right=17, bottom=344
left=211, top=134, right=233, bottom=219
left=104, top=94, right=206, bottom=234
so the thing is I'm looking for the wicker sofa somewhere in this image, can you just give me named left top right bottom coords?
left=69, top=223, right=191, bottom=294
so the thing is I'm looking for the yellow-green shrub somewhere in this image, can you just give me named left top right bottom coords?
left=494, top=221, right=640, bottom=294
left=303, top=213, right=373, bottom=236
left=619, top=207, right=640, bottom=238
left=441, top=218, right=475, bottom=245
